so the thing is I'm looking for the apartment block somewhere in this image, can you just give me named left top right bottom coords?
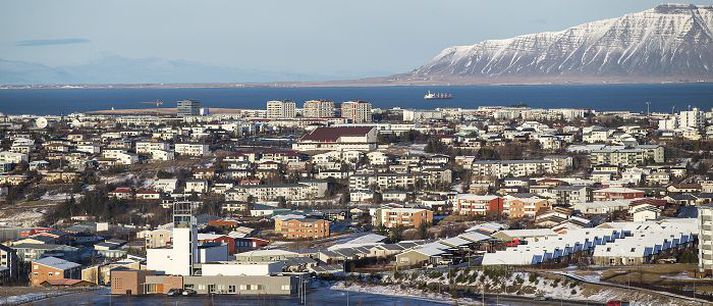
left=372, top=207, right=433, bottom=229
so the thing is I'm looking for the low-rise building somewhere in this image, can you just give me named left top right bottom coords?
left=30, top=256, right=81, bottom=287
left=275, top=218, right=330, bottom=239
left=372, top=207, right=433, bottom=229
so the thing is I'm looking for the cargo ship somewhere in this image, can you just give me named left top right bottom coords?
left=424, top=90, right=453, bottom=100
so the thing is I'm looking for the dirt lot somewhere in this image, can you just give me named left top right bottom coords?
left=587, top=264, right=713, bottom=297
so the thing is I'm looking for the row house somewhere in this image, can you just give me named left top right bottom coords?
left=226, top=182, right=327, bottom=202
left=349, top=173, right=418, bottom=191
left=470, top=159, right=558, bottom=179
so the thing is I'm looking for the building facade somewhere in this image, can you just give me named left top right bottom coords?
left=340, top=101, right=372, bottom=123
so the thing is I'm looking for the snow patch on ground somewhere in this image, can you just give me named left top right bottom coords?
left=0, top=210, right=45, bottom=227
left=41, top=192, right=83, bottom=202
left=330, top=282, right=473, bottom=304
left=0, top=291, right=67, bottom=305
left=101, top=173, right=136, bottom=185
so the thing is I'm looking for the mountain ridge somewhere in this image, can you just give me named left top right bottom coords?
left=391, top=3, right=713, bottom=84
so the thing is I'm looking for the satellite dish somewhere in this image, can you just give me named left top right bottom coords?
left=35, top=117, right=48, bottom=129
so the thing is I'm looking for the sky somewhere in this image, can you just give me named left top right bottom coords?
left=1, top=0, right=710, bottom=79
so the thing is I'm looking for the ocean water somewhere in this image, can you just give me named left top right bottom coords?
left=0, top=83, right=712, bottom=115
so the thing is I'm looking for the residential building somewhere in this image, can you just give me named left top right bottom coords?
left=274, top=218, right=330, bottom=239
left=372, top=207, right=433, bottom=229
left=177, top=100, right=201, bottom=116
left=593, top=187, right=645, bottom=201
left=553, top=186, right=589, bottom=206
left=0, top=244, right=18, bottom=281
left=505, top=195, right=551, bottom=219
left=175, top=143, right=210, bottom=157
left=266, top=100, right=296, bottom=118
left=454, top=194, right=504, bottom=216
left=470, top=159, right=559, bottom=179
left=340, top=101, right=372, bottom=123
left=30, top=256, right=82, bottom=287
left=303, top=100, right=335, bottom=118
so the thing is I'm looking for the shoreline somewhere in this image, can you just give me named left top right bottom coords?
left=1, top=81, right=712, bottom=91
left=86, top=107, right=257, bottom=115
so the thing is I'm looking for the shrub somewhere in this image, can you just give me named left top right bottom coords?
left=528, top=273, right=538, bottom=283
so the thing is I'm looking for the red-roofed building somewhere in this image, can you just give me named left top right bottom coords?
left=630, top=198, right=668, bottom=207
left=293, top=126, right=377, bottom=151
left=592, top=187, right=645, bottom=201
left=109, top=187, right=133, bottom=200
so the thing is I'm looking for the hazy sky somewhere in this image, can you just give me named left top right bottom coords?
left=1, top=0, right=709, bottom=77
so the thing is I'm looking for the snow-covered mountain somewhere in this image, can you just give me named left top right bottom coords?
left=398, top=4, right=713, bottom=84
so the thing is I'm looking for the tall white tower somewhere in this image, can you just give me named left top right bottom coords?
left=146, top=202, right=198, bottom=275
left=172, top=202, right=198, bottom=276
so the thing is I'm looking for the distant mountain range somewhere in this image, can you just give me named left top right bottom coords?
left=0, top=56, right=339, bottom=85
left=3, top=4, right=713, bottom=86
left=390, top=4, right=713, bottom=84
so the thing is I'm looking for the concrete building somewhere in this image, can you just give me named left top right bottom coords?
left=470, top=159, right=559, bottom=179
left=341, top=101, right=372, bottom=123
left=303, top=100, right=335, bottom=118
left=553, top=186, right=589, bottom=206
left=0, top=244, right=18, bottom=281
left=266, top=100, right=296, bottom=118
left=455, top=194, right=504, bottom=216
left=372, top=207, right=433, bottom=229
left=275, top=218, right=330, bottom=239
left=177, top=100, right=201, bottom=117
left=505, top=195, right=551, bottom=219
left=146, top=203, right=198, bottom=276
left=30, top=256, right=81, bottom=287
left=182, top=275, right=296, bottom=295
left=175, top=143, right=210, bottom=157
left=589, top=146, right=664, bottom=166
left=138, top=228, right=173, bottom=248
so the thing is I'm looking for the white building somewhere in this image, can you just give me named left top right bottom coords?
left=136, top=142, right=170, bottom=154
left=0, top=151, right=28, bottom=164
left=341, top=101, right=372, bottom=123
left=201, top=262, right=283, bottom=276
left=146, top=203, right=199, bottom=276
left=266, top=100, right=296, bottom=118
left=302, top=100, right=335, bottom=118
left=175, top=143, right=210, bottom=157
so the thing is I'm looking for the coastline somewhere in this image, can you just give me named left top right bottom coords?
left=86, top=107, right=255, bottom=115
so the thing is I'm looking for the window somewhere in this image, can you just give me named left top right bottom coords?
left=228, top=285, right=236, bottom=293
left=239, top=284, right=247, bottom=290
left=281, top=285, right=291, bottom=291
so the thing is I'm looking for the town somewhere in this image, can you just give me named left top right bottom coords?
left=0, top=99, right=712, bottom=305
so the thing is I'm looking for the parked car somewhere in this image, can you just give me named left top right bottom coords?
left=167, top=289, right=183, bottom=297
left=182, top=289, right=197, bottom=296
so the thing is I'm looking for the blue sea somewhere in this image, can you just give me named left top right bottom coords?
left=0, top=83, right=712, bottom=115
